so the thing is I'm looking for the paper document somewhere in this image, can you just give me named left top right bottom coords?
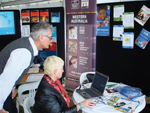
left=27, top=68, right=39, bottom=73
left=107, top=96, right=140, bottom=112
left=26, top=74, right=44, bottom=82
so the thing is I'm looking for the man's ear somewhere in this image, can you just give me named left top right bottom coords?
left=39, top=34, right=43, bottom=41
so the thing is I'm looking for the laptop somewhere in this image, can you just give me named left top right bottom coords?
left=76, top=71, right=109, bottom=99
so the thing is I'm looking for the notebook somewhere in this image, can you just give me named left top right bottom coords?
left=76, top=71, right=109, bottom=99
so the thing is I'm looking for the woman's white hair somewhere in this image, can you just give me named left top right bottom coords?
left=44, top=56, right=64, bottom=75
left=30, top=22, right=54, bottom=40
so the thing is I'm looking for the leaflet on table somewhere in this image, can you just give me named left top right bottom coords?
left=27, top=68, right=39, bottom=73
left=113, top=5, right=124, bottom=21
left=106, top=83, right=123, bottom=93
left=122, top=12, right=134, bottom=29
left=134, top=5, right=150, bottom=26
left=113, top=25, right=124, bottom=41
left=107, top=96, right=140, bottom=112
left=135, top=28, right=150, bottom=49
left=106, top=83, right=118, bottom=88
left=122, top=32, right=134, bottom=49
left=26, top=74, right=44, bottom=82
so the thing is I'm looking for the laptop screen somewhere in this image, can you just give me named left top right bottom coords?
left=91, top=71, right=109, bottom=94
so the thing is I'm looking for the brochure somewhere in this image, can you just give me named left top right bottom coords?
left=113, top=5, right=124, bottom=21
left=40, top=9, right=49, bottom=22
left=51, top=12, right=60, bottom=23
left=135, top=28, right=150, bottom=49
left=22, top=10, right=30, bottom=23
left=122, top=32, right=134, bottom=49
left=123, top=12, right=134, bottom=29
left=134, top=5, right=150, bottom=26
left=113, top=25, right=124, bottom=41
left=107, top=96, right=140, bottom=112
left=31, top=10, right=39, bottom=23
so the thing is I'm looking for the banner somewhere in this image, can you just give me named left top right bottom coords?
left=65, top=0, right=97, bottom=89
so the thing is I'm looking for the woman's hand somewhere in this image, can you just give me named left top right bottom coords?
left=34, top=64, right=40, bottom=68
left=80, top=99, right=95, bottom=108
left=76, top=99, right=95, bottom=111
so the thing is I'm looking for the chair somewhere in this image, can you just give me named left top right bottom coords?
left=23, top=97, right=35, bottom=113
left=16, top=81, right=40, bottom=112
left=80, top=72, right=95, bottom=85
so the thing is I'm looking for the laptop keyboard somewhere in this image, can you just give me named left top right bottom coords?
left=83, top=89, right=99, bottom=97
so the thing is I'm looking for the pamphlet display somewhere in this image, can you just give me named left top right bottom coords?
left=65, top=0, right=96, bottom=89
left=96, top=1, right=150, bottom=97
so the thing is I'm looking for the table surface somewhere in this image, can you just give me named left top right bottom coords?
left=73, top=82, right=146, bottom=113
left=19, top=69, right=44, bottom=83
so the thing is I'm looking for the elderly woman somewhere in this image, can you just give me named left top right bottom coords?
left=33, top=56, right=95, bottom=113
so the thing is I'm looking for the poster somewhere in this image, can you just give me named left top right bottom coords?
left=43, top=26, right=57, bottom=58
left=65, top=0, right=96, bottom=89
left=51, top=12, right=60, bottom=23
left=96, top=5, right=110, bottom=36
left=31, top=10, right=39, bottom=23
left=22, top=10, right=30, bottom=23
left=40, top=9, right=49, bottom=22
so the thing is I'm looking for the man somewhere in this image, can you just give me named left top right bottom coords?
left=0, top=22, right=53, bottom=113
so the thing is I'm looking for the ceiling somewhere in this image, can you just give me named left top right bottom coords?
left=0, top=0, right=62, bottom=7
left=0, top=0, right=145, bottom=8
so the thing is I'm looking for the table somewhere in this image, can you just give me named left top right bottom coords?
left=19, top=69, right=44, bottom=83
left=73, top=82, right=146, bottom=113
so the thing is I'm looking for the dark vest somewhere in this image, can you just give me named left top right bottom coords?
left=0, top=37, right=35, bottom=86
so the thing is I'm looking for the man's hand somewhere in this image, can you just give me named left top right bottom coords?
left=34, top=64, right=40, bottom=68
left=11, top=88, right=16, bottom=99
left=0, top=109, right=9, bottom=113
